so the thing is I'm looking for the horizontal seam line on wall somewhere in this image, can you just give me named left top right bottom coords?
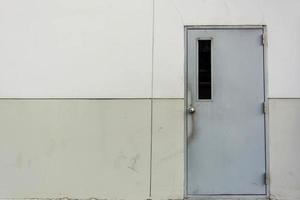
left=0, top=98, right=185, bottom=100
left=1, top=97, right=299, bottom=100
left=268, top=97, right=300, bottom=99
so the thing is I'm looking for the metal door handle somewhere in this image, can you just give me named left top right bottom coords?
left=188, top=106, right=196, bottom=114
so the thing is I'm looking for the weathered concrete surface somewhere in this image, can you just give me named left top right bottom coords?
left=151, top=99, right=184, bottom=200
left=0, top=100, right=151, bottom=200
left=269, top=99, right=300, bottom=200
left=0, top=99, right=300, bottom=200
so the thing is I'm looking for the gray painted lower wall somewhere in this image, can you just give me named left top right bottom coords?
left=0, top=100, right=152, bottom=200
left=269, top=99, right=300, bottom=200
left=0, top=99, right=299, bottom=200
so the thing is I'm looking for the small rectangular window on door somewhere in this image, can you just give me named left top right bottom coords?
left=198, top=39, right=212, bottom=100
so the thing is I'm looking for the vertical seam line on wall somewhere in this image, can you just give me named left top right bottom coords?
left=149, top=0, right=155, bottom=197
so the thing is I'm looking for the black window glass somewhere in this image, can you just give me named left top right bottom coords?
left=198, top=40, right=212, bottom=100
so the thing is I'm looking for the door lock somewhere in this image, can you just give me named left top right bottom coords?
left=188, top=106, right=196, bottom=114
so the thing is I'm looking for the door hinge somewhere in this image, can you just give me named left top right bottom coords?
left=263, top=102, right=268, bottom=114
left=261, top=33, right=267, bottom=46
left=264, top=172, right=270, bottom=185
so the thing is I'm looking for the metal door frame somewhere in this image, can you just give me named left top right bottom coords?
left=184, top=25, right=269, bottom=199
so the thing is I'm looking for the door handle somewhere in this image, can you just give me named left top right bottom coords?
left=188, top=106, right=196, bottom=114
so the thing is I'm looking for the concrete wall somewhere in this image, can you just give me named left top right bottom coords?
left=0, top=0, right=299, bottom=200
left=0, top=100, right=152, bottom=199
left=269, top=99, right=300, bottom=200
left=1, top=0, right=300, bottom=98
left=0, top=99, right=184, bottom=200
left=0, top=0, right=153, bottom=98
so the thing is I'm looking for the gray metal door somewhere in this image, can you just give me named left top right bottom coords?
left=186, top=27, right=266, bottom=195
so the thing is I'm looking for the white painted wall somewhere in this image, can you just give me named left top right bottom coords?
left=0, top=0, right=300, bottom=98
left=0, top=0, right=153, bottom=98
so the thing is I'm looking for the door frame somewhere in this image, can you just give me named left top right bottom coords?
left=184, top=25, right=269, bottom=199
